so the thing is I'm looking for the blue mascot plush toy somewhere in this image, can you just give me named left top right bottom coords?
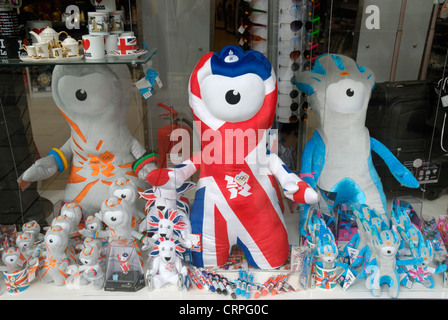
left=295, top=54, right=419, bottom=230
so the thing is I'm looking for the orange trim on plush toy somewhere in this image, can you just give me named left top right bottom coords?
left=72, top=136, right=84, bottom=152
left=58, top=108, right=87, bottom=143
left=74, top=150, right=88, bottom=162
left=68, top=165, right=87, bottom=184
left=339, top=72, right=350, bottom=77
left=125, top=170, right=138, bottom=177
left=96, top=140, right=103, bottom=151
left=73, top=180, right=99, bottom=203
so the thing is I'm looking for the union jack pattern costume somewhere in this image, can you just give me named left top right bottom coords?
left=146, top=45, right=318, bottom=269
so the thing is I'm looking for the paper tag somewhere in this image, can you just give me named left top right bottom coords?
left=155, top=76, right=163, bottom=88
left=337, top=268, right=357, bottom=290
left=441, top=95, right=448, bottom=108
left=135, top=77, right=153, bottom=99
left=238, top=25, right=246, bottom=34
left=347, top=247, right=359, bottom=265
left=190, top=234, right=202, bottom=252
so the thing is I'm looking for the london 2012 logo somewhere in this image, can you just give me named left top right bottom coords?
left=225, top=171, right=251, bottom=199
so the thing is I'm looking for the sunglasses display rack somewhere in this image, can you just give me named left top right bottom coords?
left=276, top=0, right=320, bottom=125
left=237, top=0, right=269, bottom=56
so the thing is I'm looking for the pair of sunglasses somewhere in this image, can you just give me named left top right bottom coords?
left=279, top=61, right=300, bottom=72
left=289, top=102, right=308, bottom=123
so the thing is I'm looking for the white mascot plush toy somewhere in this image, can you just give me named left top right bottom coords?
left=295, top=54, right=419, bottom=229
left=20, top=65, right=156, bottom=216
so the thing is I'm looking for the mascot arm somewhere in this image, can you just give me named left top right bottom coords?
left=131, top=140, right=160, bottom=180
left=146, top=155, right=200, bottom=189
left=21, top=139, right=73, bottom=183
left=268, top=152, right=318, bottom=204
left=370, top=138, right=419, bottom=188
left=300, top=138, right=317, bottom=189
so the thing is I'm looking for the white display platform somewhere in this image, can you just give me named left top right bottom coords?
left=2, top=190, right=448, bottom=301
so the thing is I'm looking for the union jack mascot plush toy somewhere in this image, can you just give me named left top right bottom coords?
left=146, top=45, right=318, bottom=269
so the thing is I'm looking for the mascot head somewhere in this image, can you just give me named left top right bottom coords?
left=295, top=54, right=375, bottom=127
left=188, top=45, right=277, bottom=134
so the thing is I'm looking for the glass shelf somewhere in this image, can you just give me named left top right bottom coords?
left=0, top=48, right=157, bottom=67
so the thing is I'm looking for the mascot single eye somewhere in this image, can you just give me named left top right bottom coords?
left=7, top=256, right=18, bottom=263
left=104, top=210, right=124, bottom=225
left=346, top=88, right=354, bottom=97
left=46, top=235, right=60, bottom=246
left=325, top=79, right=365, bottom=114
left=200, top=74, right=265, bottom=122
left=113, top=189, right=133, bottom=201
left=75, top=89, right=87, bottom=101
left=225, top=90, right=241, bottom=105
left=380, top=246, right=396, bottom=256
left=62, top=210, right=74, bottom=219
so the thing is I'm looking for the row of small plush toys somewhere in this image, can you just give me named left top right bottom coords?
left=303, top=200, right=448, bottom=298
left=0, top=176, right=197, bottom=292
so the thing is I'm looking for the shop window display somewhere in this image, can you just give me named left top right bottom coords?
left=0, top=0, right=447, bottom=302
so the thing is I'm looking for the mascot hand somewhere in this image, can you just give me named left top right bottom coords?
left=22, top=155, right=59, bottom=182
left=284, top=180, right=319, bottom=204
left=390, top=163, right=420, bottom=188
left=301, top=175, right=317, bottom=189
left=146, top=168, right=183, bottom=189
left=137, top=162, right=158, bottom=180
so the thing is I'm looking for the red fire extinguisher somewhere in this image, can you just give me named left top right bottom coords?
left=157, top=103, right=192, bottom=168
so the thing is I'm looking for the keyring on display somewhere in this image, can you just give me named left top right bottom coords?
left=304, top=16, right=320, bottom=32
left=240, top=1, right=267, bottom=15
left=303, top=49, right=318, bottom=61
left=241, top=33, right=266, bottom=43
left=303, top=60, right=314, bottom=71
left=240, top=16, right=267, bottom=29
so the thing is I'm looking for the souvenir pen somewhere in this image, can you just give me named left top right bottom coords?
left=187, top=268, right=202, bottom=290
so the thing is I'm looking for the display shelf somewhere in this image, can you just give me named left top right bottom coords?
left=2, top=192, right=448, bottom=300
left=0, top=48, right=157, bottom=66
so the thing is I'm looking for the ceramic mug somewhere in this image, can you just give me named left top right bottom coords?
left=117, top=35, right=137, bottom=55
left=52, top=47, right=63, bottom=59
left=90, top=0, right=116, bottom=12
left=120, top=31, right=134, bottom=37
left=82, top=34, right=105, bottom=60
left=22, top=44, right=36, bottom=58
left=104, top=34, right=118, bottom=53
left=34, top=42, right=50, bottom=58
left=88, top=12, right=110, bottom=35
left=109, top=11, right=124, bottom=33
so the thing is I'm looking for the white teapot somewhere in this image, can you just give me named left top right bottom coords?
left=57, top=36, right=83, bottom=57
left=29, top=26, right=68, bottom=47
